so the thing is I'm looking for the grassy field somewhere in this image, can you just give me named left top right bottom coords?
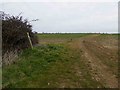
left=38, top=33, right=91, bottom=38
left=37, top=33, right=92, bottom=44
left=2, top=33, right=119, bottom=88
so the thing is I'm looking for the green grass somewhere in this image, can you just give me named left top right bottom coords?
left=3, top=44, right=66, bottom=88
left=3, top=33, right=117, bottom=88
left=38, top=33, right=90, bottom=39
left=2, top=43, right=103, bottom=88
left=37, top=33, right=92, bottom=44
left=100, top=33, right=120, bottom=37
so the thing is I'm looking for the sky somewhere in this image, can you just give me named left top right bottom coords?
left=0, top=0, right=119, bottom=33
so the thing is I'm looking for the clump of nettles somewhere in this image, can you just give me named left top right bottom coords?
left=2, top=12, right=38, bottom=55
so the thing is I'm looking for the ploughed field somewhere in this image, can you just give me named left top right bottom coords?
left=2, top=33, right=119, bottom=88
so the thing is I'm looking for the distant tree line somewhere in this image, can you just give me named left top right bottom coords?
left=2, top=12, right=38, bottom=55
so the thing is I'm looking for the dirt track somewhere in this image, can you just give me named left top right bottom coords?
left=40, top=34, right=118, bottom=88
left=39, top=34, right=118, bottom=88
left=70, top=35, right=118, bottom=88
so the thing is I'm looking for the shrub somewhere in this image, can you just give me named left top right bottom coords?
left=2, top=12, right=38, bottom=55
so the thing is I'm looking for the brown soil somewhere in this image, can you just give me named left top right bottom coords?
left=69, top=35, right=118, bottom=88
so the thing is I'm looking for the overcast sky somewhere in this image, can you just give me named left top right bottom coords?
left=0, top=0, right=119, bottom=33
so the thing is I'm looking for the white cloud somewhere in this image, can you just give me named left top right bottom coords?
left=0, top=2, right=118, bottom=33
